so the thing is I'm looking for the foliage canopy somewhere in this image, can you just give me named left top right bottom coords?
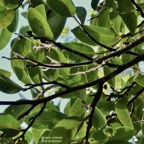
left=0, top=0, right=144, bottom=143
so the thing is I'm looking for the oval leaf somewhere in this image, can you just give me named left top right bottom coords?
left=0, top=73, right=22, bottom=94
left=92, top=107, right=107, bottom=129
left=48, top=117, right=82, bottom=143
left=28, top=7, right=53, bottom=39
left=115, top=99, right=134, bottom=129
left=135, top=74, right=144, bottom=87
left=47, top=0, right=76, bottom=17
left=0, top=28, right=12, bottom=50
left=0, top=9, right=15, bottom=29
left=0, top=114, right=21, bottom=137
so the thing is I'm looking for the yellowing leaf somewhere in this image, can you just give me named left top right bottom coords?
left=0, top=9, right=15, bottom=28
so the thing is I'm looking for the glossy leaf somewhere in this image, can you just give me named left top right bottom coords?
left=0, top=28, right=12, bottom=50
left=47, top=13, right=67, bottom=40
left=7, top=9, right=19, bottom=32
left=0, top=69, right=11, bottom=78
left=0, top=73, right=22, bottom=94
left=4, top=102, right=31, bottom=120
left=120, top=10, right=137, bottom=34
left=11, top=55, right=31, bottom=84
left=0, top=2, right=6, bottom=13
left=92, top=107, right=107, bottom=129
left=76, top=7, right=87, bottom=24
left=35, top=4, right=47, bottom=20
left=135, top=74, right=144, bottom=87
left=113, top=127, right=135, bottom=141
left=109, top=8, right=122, bottom=34
left=72, top=25, right=118, bottom=46
left=31, top=128, right=47, bottom=143
left=91, top=0, right=100, bottom=10
left=27, top=55, right=42, bottom=84
left=30, top=0, right=43, bottom=7
left=48, top=117, right=82, bottom=143
left=12, top=38, right=32, bottom=56
left=98, top=8, right=111, bottom=29
left=104, top=66, right=115, bottom=87
left=69, top=98, right=85, bottom=116
left=115, top=99, right=134, bottom=129
left=90, top=130, right=108, bottom=143
left=0, top=9, right=15, bottom=29
left=113, top=0, right=134, bottom=13
left=0, top=0, right=21, bottom=9
left=27, top=110, right=66, bottom=129
left=46, top=0, right=76, bottom=17
left=0, top=114, right=21, bottom=137
left=63, top=42, right=95, bottom=57
left=28, top=7, right=53, bottom=39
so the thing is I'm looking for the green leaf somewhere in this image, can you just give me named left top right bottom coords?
left=105, top=140, right=132, bottom=144
left=48, top=117, right=82, bottom=143
left=30, top=0, right=43, bottom=7
left=26, top=110, right=66, bottom=129
left=109, top=8, right=122, bottom=34
left=0, top=69, right=11, bottom=78
left=115, top=99, right=134, bottom=129
left=27, top=55, right=42, bottom=84
left=49, top=48, right=68, bottom=63
left=141, top=138, right=144, bottom=144
left=69, top=98, right=85, bottom=116
left=12, top=38, right=32, bottom=56
left=110, top=57, right=123, bottom=65
left=28, top=7, right=53, bottom=39
left=120, top=10, right=137, bottom=34
left=31, top=128, right=46, bottom=143
left=91, top=0, right=100, bottom=10
left=92, top=107, right=107, bottom=129
left=72, top=25, right=118, bottom=46
left=98, top=8, right=111, bottom=29
left=17, top=139, right=28, bottom=144
left=76, top=7, right=87, bottom=24
left=4, top=101, right=31, bottom=120
left=0, top=2, right=6, bottom=13
left=0, top=28, right=12, bottom=50
left=7, top=9, right=19, bottom=32
left=103, top=66, right=115, bottom=87
left=0, top=73, right=22, bottom=94
left=90, top=130, right=108, bottom=143
left=11, top=55, right=31, bottom=84
left=35, top=4, right=47, bottom=20
left=112, top=127, right=135, bottom=141
left=86, top=64, right=98, bottom=82
left=63, top=42, right=95, bottom=57
left=0, top=9, right=15, bottom=29
left=46, top=0, right=76, bottom=17
left=0, top=0, right=21, bottom=9
left=113, top=0, right=134, bottom=14
left=47, top=13, right=67, bottom=39
left=135, top=74, right=144, bottom=87
left=0, top=114, right=21, bottom=137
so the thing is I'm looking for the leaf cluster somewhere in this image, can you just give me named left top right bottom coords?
left=0, top=0, right=144, bottom=143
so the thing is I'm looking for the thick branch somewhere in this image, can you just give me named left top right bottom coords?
left=84, top=82, right=103, bottom=143
left=96, top=36, right=144, bottom=64
left=0, top=54, right=144, bottom=106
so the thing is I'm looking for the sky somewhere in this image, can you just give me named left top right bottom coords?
left=0, top=0, right=92, bottom=112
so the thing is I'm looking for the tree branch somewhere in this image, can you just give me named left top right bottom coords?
left=0, top=54, right=143, bottom=106
left=131, top=0, right=144, bottom=18
left=84, top=82, right=103, bottom=143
